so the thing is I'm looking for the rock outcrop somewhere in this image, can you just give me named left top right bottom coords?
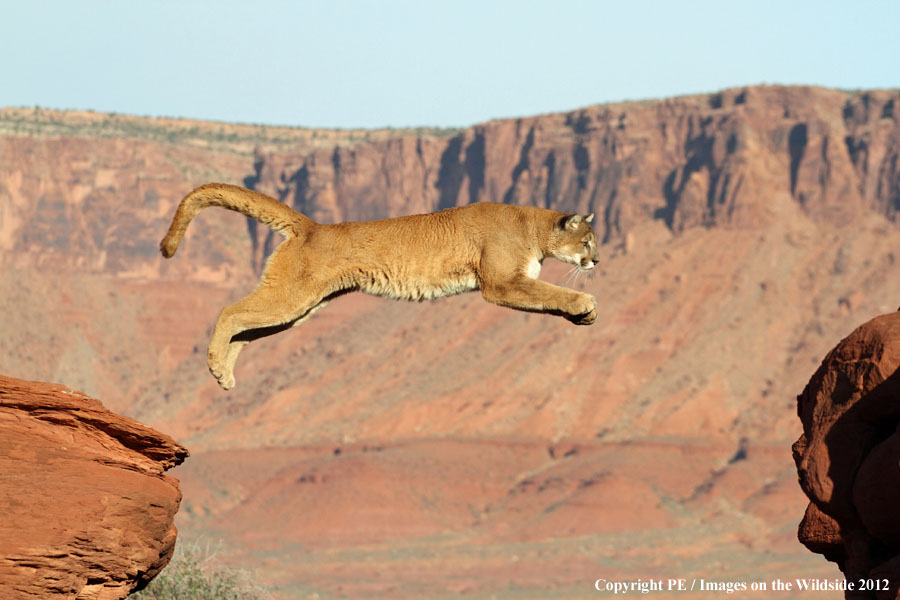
left=0, top=374, right=188, bottom=599
left=795, top=312, right=900, bottom=599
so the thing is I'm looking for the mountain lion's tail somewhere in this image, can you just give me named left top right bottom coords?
left=160, top=183, right=314, bottom=258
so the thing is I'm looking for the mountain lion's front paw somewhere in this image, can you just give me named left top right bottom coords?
left=574, top=308, right=597, bottom=325
left=566, top=294, right=597, bottom=325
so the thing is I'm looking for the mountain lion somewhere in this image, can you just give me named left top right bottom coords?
left=161, top=183, right=600, bottom=390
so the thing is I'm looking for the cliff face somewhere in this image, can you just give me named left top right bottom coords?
left=0, top=374, right=188, bottom=599
left=243, top=86, right=900, bottom=271
left=795, top=312, right=900, bottom=599
left=2, top=87, right=897, bottom=280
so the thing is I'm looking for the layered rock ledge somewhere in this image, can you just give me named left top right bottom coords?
left=0, top=374, right=188, bottom=599
left=795, top=312, right=900, bottom=599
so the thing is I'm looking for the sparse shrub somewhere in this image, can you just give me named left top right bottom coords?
left=130, top=541, right=271, bottom=600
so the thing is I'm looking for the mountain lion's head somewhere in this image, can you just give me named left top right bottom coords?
left=551, top=213, right=599, bottom=271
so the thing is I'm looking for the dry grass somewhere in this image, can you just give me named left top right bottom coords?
left=130, top=541, right=272, bottom=600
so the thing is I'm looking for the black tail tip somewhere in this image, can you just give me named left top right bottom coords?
left=160, top=237, right=177, bottom=258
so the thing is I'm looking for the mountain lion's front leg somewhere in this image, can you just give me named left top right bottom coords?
left=480, top=277, right=597, bottom=325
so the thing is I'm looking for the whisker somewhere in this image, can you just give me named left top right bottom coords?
left=569, top=267, right=581, bottom=286
left=574, top=265, right=595, bottom=289
left=575, top=269, right=586, bottom=288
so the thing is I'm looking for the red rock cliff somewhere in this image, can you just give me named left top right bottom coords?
left=0, top=374, right=188, bottom=599
left=795, top=312, right=900, bottom=599
left=244, top=86, right=900, bottom=272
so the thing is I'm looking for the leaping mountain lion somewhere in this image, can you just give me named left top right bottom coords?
left=160, top=183, right=600, bottom=390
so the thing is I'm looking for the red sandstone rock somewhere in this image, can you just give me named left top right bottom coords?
left=0, top=374, right=188, bottom=599
left=250, top=86, right=900, bottom=249
left=855, top=425, right=900, bottom=544
left=796, top=312, right=900, bottom=599
left=796, top=313, right=900, bottom=519
left=798, top=503, right=845, bottom=565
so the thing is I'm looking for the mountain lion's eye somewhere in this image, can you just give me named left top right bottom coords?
left=583, top=241, right=590, bottom=248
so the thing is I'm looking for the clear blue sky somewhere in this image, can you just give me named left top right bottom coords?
left=3, top=0, right=897, bottom=129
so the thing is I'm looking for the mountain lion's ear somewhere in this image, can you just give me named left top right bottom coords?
left=560, top=214, right=583, bottom=231
left=585, top=213, right=595, bottom=224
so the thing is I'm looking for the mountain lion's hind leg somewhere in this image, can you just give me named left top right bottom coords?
left=216, top=298, right=332, bottom=389
left=220, top=340, right=249, bottom=385
left=207, top=241, right=330, bottom=390
left=207, top=284, right=328, bottom=390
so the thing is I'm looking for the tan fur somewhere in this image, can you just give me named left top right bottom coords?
left=161, top=183, right=601, bottom=390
